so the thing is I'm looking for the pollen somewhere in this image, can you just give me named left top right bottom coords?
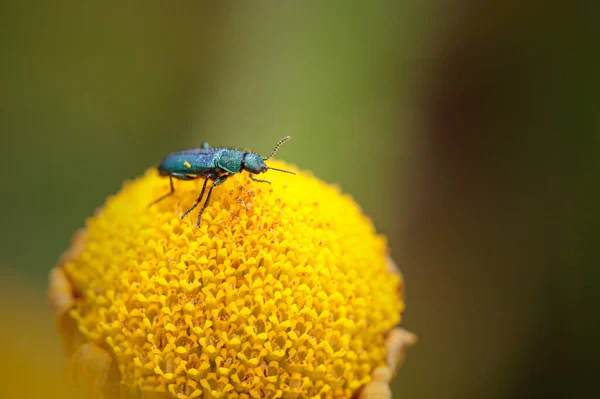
left=51, top=160, right=408, bottom=399
left=184, top=161, right=192, bottom=168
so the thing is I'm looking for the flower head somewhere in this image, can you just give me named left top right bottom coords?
left=50, top=160, right=412, bottom=399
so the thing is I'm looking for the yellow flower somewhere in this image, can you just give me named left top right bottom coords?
left=49, top=160, right=415, bottom=399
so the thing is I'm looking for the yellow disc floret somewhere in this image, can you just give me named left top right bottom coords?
left=59, top=160, right=405, bottom=399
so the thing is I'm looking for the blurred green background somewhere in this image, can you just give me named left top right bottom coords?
left=1, top=1, right=597, bottom=398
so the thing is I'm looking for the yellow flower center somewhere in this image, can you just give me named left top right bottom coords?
left=59, top=160, right=405, bottom=399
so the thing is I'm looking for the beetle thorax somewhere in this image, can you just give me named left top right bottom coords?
left=216, top=149, right=245, bottom=174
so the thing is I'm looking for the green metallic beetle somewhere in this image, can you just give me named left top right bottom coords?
left=149, top=136, right=295, bottom=227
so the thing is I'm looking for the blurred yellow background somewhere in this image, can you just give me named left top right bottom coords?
left=0, top=2, right=597, bottom=398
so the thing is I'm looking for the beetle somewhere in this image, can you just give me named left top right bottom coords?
left=149, top=136, right=295, bottom=227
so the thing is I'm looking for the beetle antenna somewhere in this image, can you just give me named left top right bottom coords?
left=262, top=136, right=291, bottom=160
left=267, top=166, right=296, bottom=175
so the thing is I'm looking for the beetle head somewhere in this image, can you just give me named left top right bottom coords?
left=242, top=153, right=268, bottom=174
left=242, top=137, right=296, bottom=178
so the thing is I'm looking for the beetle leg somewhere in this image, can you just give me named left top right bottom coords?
left=196, top=175, right=229, bottom=227
left=181, top=177, right=210, bottom=220
left=147, top=176, right=176, bottom=207
left=148, top=174, right=198, bottom=207
left=250, top=174, right=271, bottom=184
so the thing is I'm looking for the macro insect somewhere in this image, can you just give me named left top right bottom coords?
left=149, top=136, right=295, bottom=227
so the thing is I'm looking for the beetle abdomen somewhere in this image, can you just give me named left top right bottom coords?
left=158, top=148, right=221, bottom=176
